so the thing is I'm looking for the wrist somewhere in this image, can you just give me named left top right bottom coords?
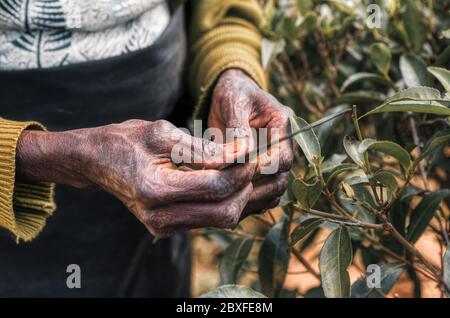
left=16, top=129, right=93, bottom=188
left=221, top=68, right=249, bottom=80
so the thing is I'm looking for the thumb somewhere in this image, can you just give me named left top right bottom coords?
left=170, top=129, right=255, bottom=170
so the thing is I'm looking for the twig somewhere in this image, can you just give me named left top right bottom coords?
left=326, top=218, right=383, bottom=230
left=386, top=223, right=450, bottom=293
left=268, top=210, right=277, bottom=225
left=295, top=205, right=383, bottom=230
left=251, top=215, right=273, bottom=228
left=293, top=205, right=348, bottom=221
left=409, top=116, right=430, bottom=191
left=377, top=244, right=437, bottom=282
left=280, top=53, right=323, bottom=117
left=217, top=229, right=265, bottom=242
left=352, top=105, right=383, bottom=206
left=292, top=248, right=321, bottom=280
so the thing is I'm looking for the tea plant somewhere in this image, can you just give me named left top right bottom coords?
left=201, top=0, right=450, bottom=298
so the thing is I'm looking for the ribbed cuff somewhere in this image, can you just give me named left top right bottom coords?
left=0, top=118, right=56, bottom=242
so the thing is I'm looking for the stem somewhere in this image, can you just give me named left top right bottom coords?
left=378, top=245, right=436, bottom=281
left=292, top=248, right=321, bottom=280
left=217, top=229, right=265, bottom=242
left=268, top=210, right=277, bottom=225
left=362, top=232, right=437, bottom=281
left=295, top=205, right=348, bottom=221
left=326, top=218, right=383, bottom=230
left=352, top=105, right=382, bottom=206
left=280, top=53, right=323, bottom=117
left=352, top=105, right=365, bottom=143
left=295, top=205, right=383, bottom=230
left=386, top=223, right=450, bottom=293
left=252, top=215, right=273, bottom=228
left=409, top=116, right=430, bottom=191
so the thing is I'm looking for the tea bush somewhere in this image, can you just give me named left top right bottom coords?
left=201, top=0, right=450, bottom=298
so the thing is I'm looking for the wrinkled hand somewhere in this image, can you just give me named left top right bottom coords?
left=209, top=69, right=295, bottom=216
left=17, top=120, right=256, bottom=237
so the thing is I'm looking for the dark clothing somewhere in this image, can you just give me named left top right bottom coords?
left=0, top=6, right=190, bottom=297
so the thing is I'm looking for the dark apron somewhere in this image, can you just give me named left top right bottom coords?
left=0, top=6, right=190, bottom=297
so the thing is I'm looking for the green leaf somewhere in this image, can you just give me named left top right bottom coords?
left=258, top=219, right=291, bottom=298
left=444, top=245, right=450, bottom=297
left=299, top=13, right=317, bottom=35
left=280, top=171, right=296, bottom=206
left=359, top=139, right=412, bottom=172
left=289, top=218, right=324, bottom=246
left=400, top=53, right=430, bottom=88
left=443, top=29, right=450, bottom=40
left=390, top=185, right=422, bottom=236
left=382, top=100, right=450, bottom=114
left=401, top=0, right=426, bottom=52
left=363, top=99, right=450, bottom=118
left=296, top=0, right=312, bottom=15
left=428, top=67, right=450, bottom=93
left=369, top=43, right=391, bottom=77
left=361, top=87, right=448, bottom=118
left=289, top=116, right=322, bottom=166
left=417, top=130, right=450, bottom=163
left=343, top=136, right=365, bottom=168
left=321, top=154, right=348, bottom=173
left=351, top=264, right=405, bottom=298
left=219, top=237, right=254, bottom=285
left=281, top=16, right=299, bottom=40
left=372, top=170, right=398, bottom=193
left=386, top=87, right=442, bottom=102
left=407, top=189, right=450, bottom=243
left=200, top=285, right=266, bottom=298
left=292, top=178, right=322, bottom=210
left=326, top=163, right=360, bottom=184
left=319, top=226, right=353, bottom=298
left=335, top=91, right=385, bottom=105
left=436, top=46, right=450, bottom=67
left=340, top=72, right=395, bottom=92
left=338, top=185, right=377, bottom=225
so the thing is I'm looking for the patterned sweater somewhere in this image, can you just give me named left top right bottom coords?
left=0, top=0, right=171, bottom=69
left=0, top=0, right=267, bottom=242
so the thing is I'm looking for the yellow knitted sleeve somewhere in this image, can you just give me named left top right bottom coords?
left=0, top=118, right=56, bottom=242
left=189, top=0, right=268, bottom=120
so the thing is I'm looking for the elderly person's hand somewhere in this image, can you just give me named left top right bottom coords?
left=209, top=69, right=295, bottom=217
left=16, top=119, right=256, bottom=237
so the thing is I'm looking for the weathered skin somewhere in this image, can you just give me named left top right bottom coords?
left=16, top=69, right=294, bottom=237
left=210, top=69, right=294, bottom=216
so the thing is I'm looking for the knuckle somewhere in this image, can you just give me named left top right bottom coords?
left=274, top=177, right=288, bottom=197
left=123, top=119, right=147, bottom=126
left=279, top=151, right=294, bottom=172
left=222, top=204, right=241, bottom=229
left=268, top=197, right=281, bottom=209
left=281, top=106, right=295, bottom=118
left=209, top=173, right=234, bottom=200
left=136, top=176, right=157, bottom=203
left=150, top=119, right=173, bottom=134
left=144, top=212, right=168, bottom=231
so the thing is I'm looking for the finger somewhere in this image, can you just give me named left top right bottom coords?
left=151, top=162, right=256, bottom=205
left=255, top=95, right=295, bottom=174
left=170, top=128, right=254, bottom=170
left=142, top=183, right=254, bottom=237
left=267, top=119, right=294, bottom=174
left=209, top=94, right=257, bottom=163
left=147, top=120, right=252, bottom=170
left=241, top=198, right=281, bottom=220
left=241, top=173, right=289, bottom=218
